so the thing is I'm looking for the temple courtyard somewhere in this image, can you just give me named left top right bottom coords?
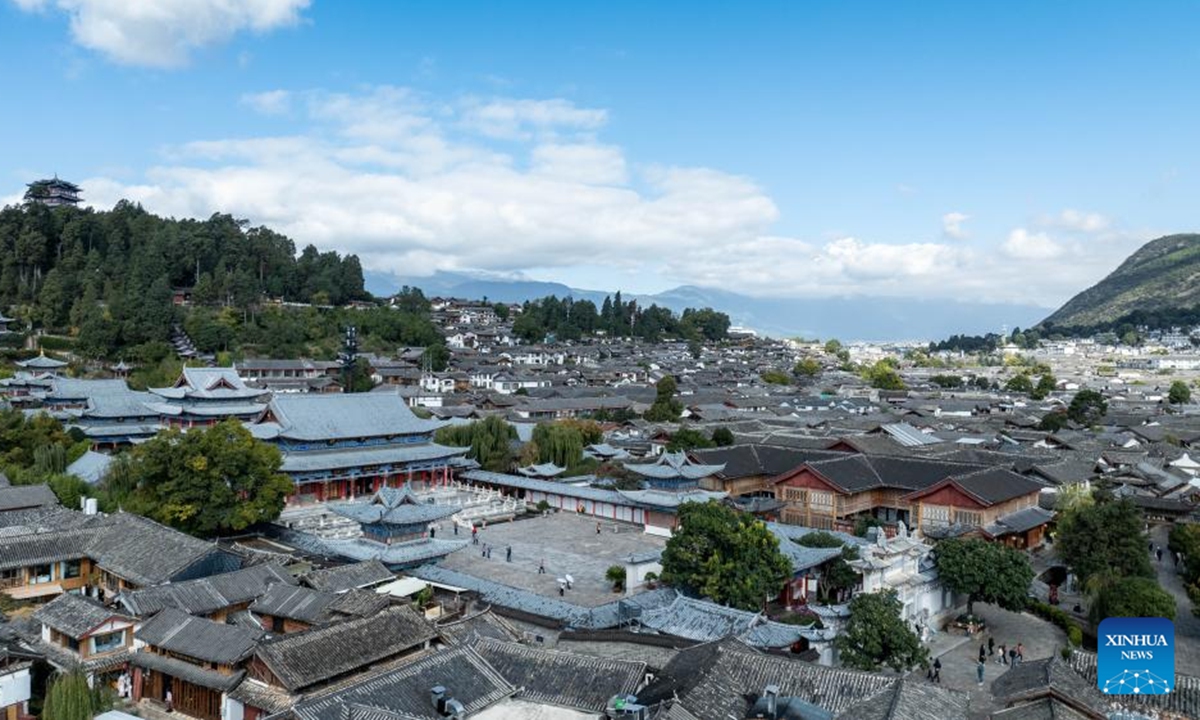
left=437, top=511, right=667, bottom=607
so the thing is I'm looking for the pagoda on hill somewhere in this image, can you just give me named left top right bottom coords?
left=24, top=177, right=82, bottom=208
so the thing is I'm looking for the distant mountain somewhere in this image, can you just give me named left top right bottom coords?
left=1041, top=234, right=1200, bottom=329
left=365, top=270, right=1047, bottom=341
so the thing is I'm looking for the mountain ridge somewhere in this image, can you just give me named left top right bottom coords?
left=365, top=270, right=1048, bottom=341
left=1041, top=233, right=1200, bottom=329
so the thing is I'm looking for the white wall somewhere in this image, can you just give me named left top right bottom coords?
left=0, top=668, right=31, bottom=708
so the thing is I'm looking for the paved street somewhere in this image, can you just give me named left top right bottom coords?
left=1151, top=524, right=1200, bottom=675
left=911, top=605, right=1065, bottom=720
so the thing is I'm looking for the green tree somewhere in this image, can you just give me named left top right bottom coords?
left=795, top=531, right=845, bottom=548
left=864, top=360, right=905, bottom=390
left=667, top=426, right=715, bottom=452
left=835, top=590, right=929, bottom=671
left=1169, top=380, right=1192, bottom=405
left=1057, top=497, right=1152, bottom=588
left=660, top=501, right=791, bottom=611
left=1054, top=483, right=1094, bottom=514
left=1005, top=374, right=1034, bottom=394
left=1067, top=389, right=1108, bottom=425
left=854, top=515, right=884, bottom=537
left=933, top=538, right=1034, bottom=616
left=930, top=374, right=963, bottom=389
left=434, top=416, right=517, bottom=473
left=532, top=422, right=591, bottom=469
left=107, top=419, right=293, bottom=536
left=793, top=358, right=822, bottom=379
left=1031, top=373, right=1057, bottom=400
left=760, top=369, right=792, bottom=385
left=644, top=376, right=683, bottom=422
left=605, top=564, right=627, bottom=591
left=1090, top=576, right=1176, bottom=624
left=824, top=339, right=843, bottom=355
left=711, top=426, right=735, bottom=447
left=42, top=667, right=112, bottom=720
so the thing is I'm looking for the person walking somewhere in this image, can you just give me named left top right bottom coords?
left=932, top=657, right=942, bottom=683
left=997, top=643, right=1007, bottom=664
left=430, top=525, right=436, bottom=539
left=538, top=559, right=546, bottom=574
left=1157, top=548, right=1163, bottom=563
left=1009, top=646, right=1017, bottom=666
left=988, top=636, right=995, bottom=657
left=597, top=522, right=602, bottom=535
left=506, top=546, right=512, bottom=562
left=976, top=659, right=985, bottom=686
left=487, top=546, right=492, bottom=559
left=1016, top=643, right=1024, bottom=665
left=979, top=644, right=986, bottom=664
left=472, top=527, right=478, bottom=544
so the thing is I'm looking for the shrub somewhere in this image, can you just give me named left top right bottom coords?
left=605, top=565, right=626, bottom=590
left=1027, top=599, right=1085, bottom=646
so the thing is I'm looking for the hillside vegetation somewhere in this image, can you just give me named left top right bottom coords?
left=1041, top=233, right=1200, bottom=330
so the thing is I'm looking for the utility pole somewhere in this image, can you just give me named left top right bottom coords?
left=340, top=325, right=358, bottom=392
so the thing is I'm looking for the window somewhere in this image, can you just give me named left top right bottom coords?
left=953, top=510, right=982, bottom=528
left=63, top=559, right=82, bottom=579
left=810, top=491, right=834, bottom=510
left=29, top=564, right=52, bottom=584
left=922, top=505, right=950, bottom=527
left=91, top=630, right=125, bottom=654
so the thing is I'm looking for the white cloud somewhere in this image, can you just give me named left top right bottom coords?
left=1002, top=228, right=1063, bottom=260
left=531, top=143, right=627, bottom=185
left=460, top=98, right=608, bottom=140
left=1039, top=208, right=1112, bottom=234
left=11, top=0, right=309, bottom=68
left=76, top=85, right=1149, bottom=308
left=942, top=211, right=970, bottom=240
left=241, top=89, right=292, bottom=115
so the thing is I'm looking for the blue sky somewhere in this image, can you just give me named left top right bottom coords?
left=2, top=1, right=1198, bottom=306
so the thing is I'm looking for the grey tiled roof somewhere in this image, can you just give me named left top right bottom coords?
left=254, top=606, right=438, bottom=692
left=461, top=469, right=628, bottom=503
left=250, top=583, right=340, bottom=624
left=85, top=512, right=227, bottom=586
left=301, top=560, right=394, bottom=593
left=0, top=528, right=92, bottom=571
left=33, top=593, right=131, bottom=638
left=136, top=608, right=261, bottom=665
left=329, top=488, right=459, bottom=526
left=1067, top=650, right=1200, bottom=719
left=265, top=392, right=446, bottom=441
left=119, top=562, right=294, bottom=617
left=624, top=451, right=725, bottom=480
left=833, top=677, right=969, bottom=720
left=983, top=506, right=1055, bottom=537
left=0, top=484, right=58, bottom=512
left=131, top=651, right=245, bottom=693
left=471, top=636, right=644, bottom=712
left=321, top=537, right=468, bottom=568
left=638, top=637, right=895, bottom=718
left=66, top=450, right=115, bottom=485
left=292, top=644, right=514, bottom=720
left=279, top=444, right=466, bottom=474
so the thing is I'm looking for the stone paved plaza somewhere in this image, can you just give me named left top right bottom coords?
left=437, top=511, right=666, bottom=607
left=911, top=605, right=1066, bottom=720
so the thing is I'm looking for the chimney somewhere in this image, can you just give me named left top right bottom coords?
left=764, top=685, right=780, bottom=719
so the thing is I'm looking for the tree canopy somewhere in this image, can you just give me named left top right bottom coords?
left=510, top=292, right=729, bottom=343
left=644, top=376, right=683, bottom=422
left=660, top=501, right=791, bottom=611
left=1169, top=380, right=1192, bottom=405
left=1090, top=576, right=1176, bottom=624
left=101, top=419, right=293, bottom=536
left=934, top=537, right=1034, bottom=616
left=1056, top=496, right=1152, bottom=588
left=42, top=668, right=112, bottom=720
left=835, top=590, right=928, bottom=671
left=1067, top=389, right=1108, bottom=425
left=434, top=416, right=517, bottom=473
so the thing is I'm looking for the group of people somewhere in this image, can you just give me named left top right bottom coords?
left=930, top=637, right=1025, bottom=686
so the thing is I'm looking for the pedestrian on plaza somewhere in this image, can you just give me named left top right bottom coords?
left=988, top=636, right=995, bottom=656
left=1150, top=540, right=1155, bottom=552
left=933, top=657, right=942, bottom=683
left=597, top=522, right=602, bottom=535
left=430, top=525, right=436, bottom=539
left=506, top=546, right=512, bottom=562
left=1009, top=646, right=1017, bottom=666
left=1157, top=548, right=1163, bottom=563
left=472, top=527, right=478, bottom=544
left=481, top=543, right=487, bottom=558
left=997, top=643, right=1006, bottom=665
left=453, top=523, right=458, bottom=536
left=976, top=660, right=985, bottom=686
left=1016, top=643, right=1024, bottom=664
left=487, top=546, right=492, bottom=559
left=538, top=559, right=546, bottom=574
left=979, top=644, right=986, bottom=663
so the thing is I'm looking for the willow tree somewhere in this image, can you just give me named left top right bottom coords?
left=43, top=668, right=111, bottom=720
